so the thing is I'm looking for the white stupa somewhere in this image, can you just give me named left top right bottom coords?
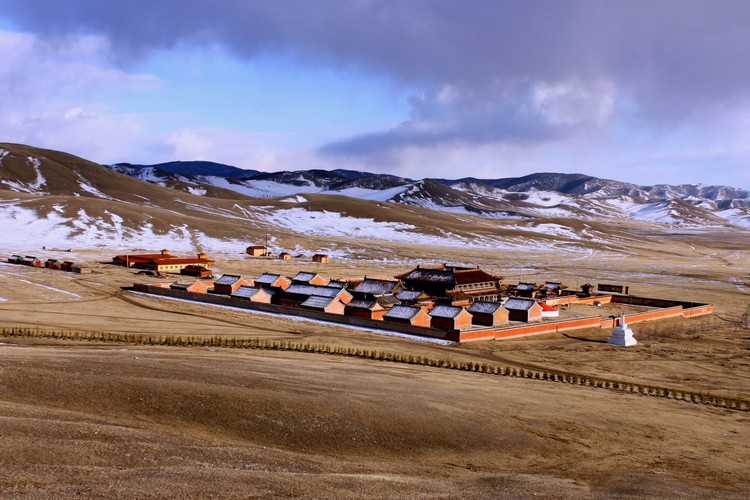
left=608, top=315, right=637, bottom=347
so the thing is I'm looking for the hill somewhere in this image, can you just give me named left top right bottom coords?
left=1, top=142, right=697, bottom=259
left=105, top=157, right=750, bottom=228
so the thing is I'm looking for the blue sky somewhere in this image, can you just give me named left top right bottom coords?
left=1, top=1, right=750, bottom=188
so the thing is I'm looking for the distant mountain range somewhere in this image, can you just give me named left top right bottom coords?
left=110, top=160, right=750, bottom=227
left=3, top=142, right=749, bottom=259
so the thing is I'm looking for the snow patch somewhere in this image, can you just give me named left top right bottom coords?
left=281, top=195, right=308, bottom=203
left=78, top=181, right=113, bottom=200
left=187, top=186, right=207, bottom=196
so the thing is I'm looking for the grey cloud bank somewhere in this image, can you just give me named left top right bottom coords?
left=2, top=0, right=750, bottom=185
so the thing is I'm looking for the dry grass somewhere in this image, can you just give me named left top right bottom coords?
left=2, top=241, right=750, bottom=497
left=2, top=142, right=750, bottom=496
left=1, top=345, right=748, bottom=498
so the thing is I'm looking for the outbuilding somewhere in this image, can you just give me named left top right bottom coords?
left=291, top=271, right=329, bottom=286
left=300, top=295, right=345, bottom=315
left=344, top=298, right=387, bottom=320
left=312, top=253, right=330, bottom=263
left=232, top=285, right=273, bottom=303
left=395, top=289, right=431, bottom=305
left=181, top=265, right=212, bottom=278
left=23, top=256, right=42, bottom=267
left=45, top=259, right=63, bottom=270
left=254, top=272, right=291, bottom=290
left=352, top=278, right=402, bottom=299
left=246, top=245, right=268, bottom=257
left=467, top=301, right=509, bottom=327
left=428, top=305, right=473, bottom=330
left=514, top=282, right=537, bottom=298
left=170, top=280, right=213, bottom=294
left=213, top=274, right=252, bottom=295
left=503, top=297, right=543, bottom=322
left=540, top=302, right=560, bottom=318
left=383, top=305, right=431, bottom=327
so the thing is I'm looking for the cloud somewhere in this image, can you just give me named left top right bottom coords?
left=321, top=78, right=617, bottom=164
left=0, top=29, right=163, bottom=162
left=3, top=1, right=750, bottom=184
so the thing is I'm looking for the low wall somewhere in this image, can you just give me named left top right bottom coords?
left=133, top=284, right=714, bottom=343
left=134, top=285, right=460, bottom=341
left=545, top=294, right=611, bottom=306
left=683, top=304, right=714, bottom=317
left=490, top=315, right=602, bottom=340
left=456, top=329, right=497, bottom=342
left=600, top=305, right=685, bottom=328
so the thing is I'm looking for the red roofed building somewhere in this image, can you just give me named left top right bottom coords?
left=540, top=302, right=560, bottom=318
left=396, top=264, right=502, bottom=302
left=246, top=245, right=268, bottom=257
left=113, top=250, right=214, bottom=272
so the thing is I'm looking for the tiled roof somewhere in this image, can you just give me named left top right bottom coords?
left=215, top=274, right=241, bottom=286
left=285, top=283, right=340, bottom=298
left=301, top=295, right=336, bottom=309
left=353, top=278, right=399, bottom=295
left=453, top=269, right=500, bottom=285
left=376, top=295, right=400, bottom=307
left=397, top=268, right=455, bottom=283
left=232, top=286, right=262, bottom=299
left=292, top=272, right=318, bottom=282
left=516, top=283, right=536, bottom=291
left=326, top=280, right=347, bottom=289
left=504, top=298, right=537, bottom=311
left=396, top=290, right=423, bottom=301
left=384, top=305, right=422, bottom=320
left=170, top=281, right=195, bottom=291
left=429, top=305, right=464, bottom=319
left=255, top=273, right=281, bottom=284
left=468, top=301, right=503, bottom=314
left=346, top=298, right=377, bottom=310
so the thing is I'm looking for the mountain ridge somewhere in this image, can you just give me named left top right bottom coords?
left=105, top=157, right=750, bottom=228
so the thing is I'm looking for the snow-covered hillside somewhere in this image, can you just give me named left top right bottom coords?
left=106, top=160, right=750, bottom=228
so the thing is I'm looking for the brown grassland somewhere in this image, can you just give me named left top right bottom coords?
left=2, top=230, right=750, bottom=499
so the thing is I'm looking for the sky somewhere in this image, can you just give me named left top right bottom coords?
left=1, top=0, right=750, bottom=188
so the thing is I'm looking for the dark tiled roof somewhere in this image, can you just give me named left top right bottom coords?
left=384, top=305, right=422, bottom=320
left=468, top=301, right=504, bottom=314
left=429, top=305, right=464, bottom=319
left=301, top=295, right=336, bottom=309
left=376, top=295, right=401, bottom=307
left=292, top=272, right=318, bottom=282
left=396, top=290, right=423, bottom=301
left=504, top=298, right=537, bottom=311
left=215, top=274, right=241, bottom=286
left=516, top=283, right=536, bottom=291
left=285, top=283, right=340, bottom=298
left=353, top=278, right=399, bottom=295
left=170, top=281, right=195, bottom=291
left=453, top=269, right=500, bottom=285
left=397, top=268, right=454, bottom=283
left=232, top=286, right=262, bottom=299
left=255, top=273, right=281, bottom=284
left=346, top=298, right=377, bottom=310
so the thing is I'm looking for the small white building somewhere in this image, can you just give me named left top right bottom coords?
left=608, top=316, right=637, bottom=347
